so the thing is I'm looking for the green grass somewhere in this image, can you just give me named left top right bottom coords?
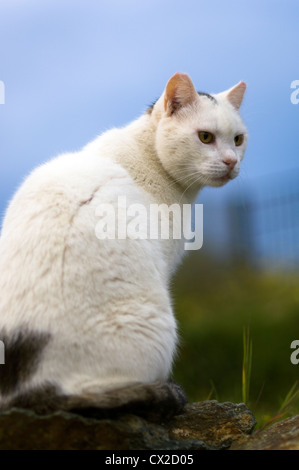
left=242, top=326, right=253, bottom=406
left=171, top=252, right=299, bottom=427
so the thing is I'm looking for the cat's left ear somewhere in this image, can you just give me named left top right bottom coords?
left=164, top=73, right=198, bottom=116
left=223, top=81, right=246, bottom=110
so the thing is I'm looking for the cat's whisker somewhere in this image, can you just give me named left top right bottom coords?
left=162, top=169, right=199, bottom=191
left=178, top=172, right=204, bottom=203
left=171, top=171, right=202, bottom=190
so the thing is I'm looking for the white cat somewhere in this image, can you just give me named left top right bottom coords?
left=0, top=73, right=247, bottom=417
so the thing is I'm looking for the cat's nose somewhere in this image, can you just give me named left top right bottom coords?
left=222, top=155, right=238, bottom=171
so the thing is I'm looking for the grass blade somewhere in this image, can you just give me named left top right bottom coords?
left=242, top=326, right=253, bottom=405
left=278, top=380, right=299, bottom=414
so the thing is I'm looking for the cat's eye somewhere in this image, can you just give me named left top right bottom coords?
left=234, top=134, right=244, bottom=147
left=198, top=131, right=215, bottom=144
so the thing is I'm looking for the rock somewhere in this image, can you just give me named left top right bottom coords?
left=1, top=402, right=297, bottom=450
left=231, top=414, right=299, bottom=450
left=166, top=400, right=257, bottom=450
left=0, top=400, right=257, bottom=450
left=0, top=407, right=210, bottom=450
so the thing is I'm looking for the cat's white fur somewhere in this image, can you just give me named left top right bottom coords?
left=0, top=73, right=247, bottom=405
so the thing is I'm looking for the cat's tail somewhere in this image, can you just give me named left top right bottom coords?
left=3, top=380, right=187, bottom=422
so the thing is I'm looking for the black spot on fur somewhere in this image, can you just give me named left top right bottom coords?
left=197, top=91, right=217, bottom=104
left=145, top=99, right=158, bottom=115
left=0, top=329, right=51, bottom=395
left=146, top=93, right=217, bottom=115
left=3, top=380, right=187, bottom=422
left=6, top=382, right=66, bottom=415
left=66, top=380, right=187, bottom=422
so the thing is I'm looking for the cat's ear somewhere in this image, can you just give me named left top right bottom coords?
left=164, top=73, right=198, bottom=116
left=223, top=81, right=246, bottom=110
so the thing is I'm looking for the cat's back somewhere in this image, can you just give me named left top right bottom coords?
left=2, top=145, right=127, bottom=232
left=1, top=123, right=144, bottom=239
left=0, top=142, right=154, bottom=327
left=0, top=133, right=169, bottom=328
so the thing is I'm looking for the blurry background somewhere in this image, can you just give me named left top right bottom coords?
left=0, top=0, right=298, bottom=425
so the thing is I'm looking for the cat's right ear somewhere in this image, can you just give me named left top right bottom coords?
left=164, top=73, right=198, bottom=116
left=223, top=81, right=247, bottom=110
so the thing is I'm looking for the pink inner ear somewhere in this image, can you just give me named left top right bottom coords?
left=226, top=81, right=246, bottom=110
left=164, top=73, right=198, bottom=115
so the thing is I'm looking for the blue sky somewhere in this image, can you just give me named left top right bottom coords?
left=0, top=0, right=298, bottom=260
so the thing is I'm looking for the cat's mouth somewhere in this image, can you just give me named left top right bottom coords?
left=219, top=174, right=230, bottom=182
left=214, top=172, right=230, bottom=183
left=211, top=171, right=237, bottom=187
left=221, top=168, right=239, bottom=181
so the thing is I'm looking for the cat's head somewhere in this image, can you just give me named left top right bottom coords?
left=153, top=73, right=248, bottom=193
